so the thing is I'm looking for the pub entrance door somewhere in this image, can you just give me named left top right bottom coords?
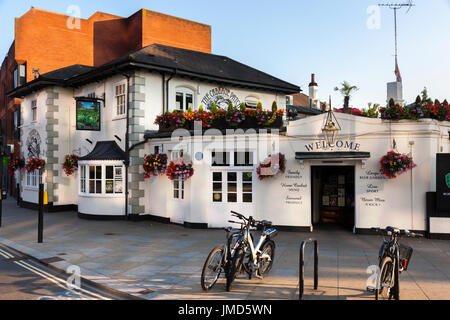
left=311, top=166, right=355, bottom=230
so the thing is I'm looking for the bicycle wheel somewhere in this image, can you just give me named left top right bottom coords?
left=201, top=246, right=224, bottom=291
left=376, top=256, right=395, bottom=300
left=259, top=240, right=276, bottom=275
left=226, top=247, right=245, bottom=292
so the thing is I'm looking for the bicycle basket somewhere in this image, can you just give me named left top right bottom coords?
left=399, top=244, right=413, bottom=271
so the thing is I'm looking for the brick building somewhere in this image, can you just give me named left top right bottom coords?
left=0, top=7, right=211, bottom=195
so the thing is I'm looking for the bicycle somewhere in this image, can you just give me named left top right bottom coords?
left=226, top=211, right=278, bottom=292
left=370, top=226, right=423, bottom=300
left=200, top=224, right=243, bottom=291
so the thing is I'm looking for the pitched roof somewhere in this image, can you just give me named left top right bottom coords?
left=9, top=44, right=300, bottom=97
left=79, top=141, right=127, bottom=161
left=7, top=65, right=94, bottom=97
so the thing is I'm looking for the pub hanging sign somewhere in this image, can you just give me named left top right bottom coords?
left=76, top=98, right=101, bottom=131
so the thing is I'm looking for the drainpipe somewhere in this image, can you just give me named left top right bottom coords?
left=165, top=68, right=178, bottom=112
left=116, top=69, right=131, bottom=220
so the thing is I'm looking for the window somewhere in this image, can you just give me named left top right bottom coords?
left=212, top=152, right=231, bottom=167
left=105, top=166, right=123, bottom=194
left=115, top=83, right=127, bottom=116
left=80, top=164, right=124, bottom=195
left=26, top=170, right=41, bottom=188
left=13, top=109, right=21, bottom=140
left=31, top=100, right=37, bottom=122
left=13, top=64, right=26, bottom=88
left=173, top=178, right=185, bottom=200
left=211, top=151, right=253, bottom=167
left=212, top=172, right=253, bottom=203
left=89, top=166, right=102, bottom=194
left=175, top=87, right=194, bottom=112
left=80, top=166, right=86, bottom=193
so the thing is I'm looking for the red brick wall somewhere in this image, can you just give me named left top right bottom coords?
left=93, top=11, right=143, bottom=66
left=142, top=10, right=211, bottom=54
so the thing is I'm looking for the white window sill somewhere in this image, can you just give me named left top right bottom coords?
left=112, top=114, right=127, bottom=121
left=24, top=186, right=39, bottom=191
left=79, top=193, right=125, bottom=198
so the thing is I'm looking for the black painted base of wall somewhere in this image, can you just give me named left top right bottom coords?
left=355, top=228, right=427, bottom=236
left=78, top=212, right=126, bottom=221
left=428, top=233, right=450, bottom=240
left=20, top=201, right=78, bottom=213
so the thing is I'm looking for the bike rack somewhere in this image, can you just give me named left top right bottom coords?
left=299, top=239, right=319, bottom=300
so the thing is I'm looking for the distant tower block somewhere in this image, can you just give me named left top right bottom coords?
left=387, top=81, right=404, bottom=106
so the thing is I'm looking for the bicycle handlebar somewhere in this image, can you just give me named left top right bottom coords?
left=371, top=227, right=424, bottom=238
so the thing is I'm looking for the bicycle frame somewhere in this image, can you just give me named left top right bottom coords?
left=242, top=228, right=268, bottom=266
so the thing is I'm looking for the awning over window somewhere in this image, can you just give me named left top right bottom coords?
left=296, top=152, right=371, bottom=160
left=79, top=141, right=126, bottom=161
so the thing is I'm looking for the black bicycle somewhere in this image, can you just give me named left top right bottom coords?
left=201, top=223, right=243, bottom=291
left=226, top=211, right=278, bottom=292
left=371, top=226, right=423, bottom=300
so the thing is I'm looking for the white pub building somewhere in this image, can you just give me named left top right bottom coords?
left=9, top=44, right=450, bottom=238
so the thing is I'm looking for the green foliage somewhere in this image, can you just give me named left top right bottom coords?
left=187, top=106, right=193, bottom=113
left=389, top=98, right=395, bottom=107
left=272, top=101, right=278, bottom=112
left=198, top=105, right=204, bottom=113
left=211, top=103, right=218, bottom=113
left=361, top=103, right=380, bottom=118
left=240, top=102, right=246, bottom=112
left=256, top=101, right=263, bottom=110
left=228, top=103, right=234, bottom=112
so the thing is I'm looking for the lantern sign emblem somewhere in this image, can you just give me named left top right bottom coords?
left=446, top=173, right=450, bottom=189
left=322, top=110, right=341, bottom=148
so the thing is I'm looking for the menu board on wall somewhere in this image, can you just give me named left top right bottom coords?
left=437, top=154, right=450, bottom=214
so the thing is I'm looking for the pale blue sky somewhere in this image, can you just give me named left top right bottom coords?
left=0, top=0, right=449, bottom=108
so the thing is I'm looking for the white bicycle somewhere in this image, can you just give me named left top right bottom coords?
left=226, top=211, right=278, bottom=292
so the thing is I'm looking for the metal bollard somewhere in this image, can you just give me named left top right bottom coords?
left=299, top=239, right=319, bottom=300
left=38, top=183, right=44, bottom=243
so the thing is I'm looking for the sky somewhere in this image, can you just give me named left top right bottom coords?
left=0, top=0, right=449, bottom=109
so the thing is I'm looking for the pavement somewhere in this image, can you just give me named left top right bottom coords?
left=0, top=199, right=449, bottom=300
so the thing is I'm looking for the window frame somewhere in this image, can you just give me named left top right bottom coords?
left=173, top=178, right=185, bottom=200
left=113, top=80, right=127, bottom=119
left=78, top=161, right=125, bottom=197
left=211, top=170, right=254, bottom=204
left=174, top=87, right=194, bottom=112
left=25, top=170, right=42, bottom=189
left=31, top=100, right=37, bottom=122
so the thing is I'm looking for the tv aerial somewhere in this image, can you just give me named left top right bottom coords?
left=378, top=1, right=415, bottom=82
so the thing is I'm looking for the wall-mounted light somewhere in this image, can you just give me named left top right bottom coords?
left=322, top=110, right=341, bottom=147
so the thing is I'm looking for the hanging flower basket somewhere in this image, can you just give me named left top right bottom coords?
left=7, top=158, right=25, bottom=176
left=62, top=154, right=79, bottom=176
left=380, top=151, right=416, bottom=179
left=166, top=162, right=194, bottom=181
left=26, top=158, right=46, bottom=173
left=256, top=153, right=287, bottom=181
left=143, top=154, right=168, bottom=179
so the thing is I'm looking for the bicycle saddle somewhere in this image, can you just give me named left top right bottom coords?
left=386, top=226, right=401, bottom=234
left=260, top=220, right=273, bottom=227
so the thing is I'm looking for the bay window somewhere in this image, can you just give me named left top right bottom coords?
left=79, top=163, right=125, bottom=196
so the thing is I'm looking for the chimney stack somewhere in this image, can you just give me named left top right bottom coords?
left=309, top=73, right=319, bottom=109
